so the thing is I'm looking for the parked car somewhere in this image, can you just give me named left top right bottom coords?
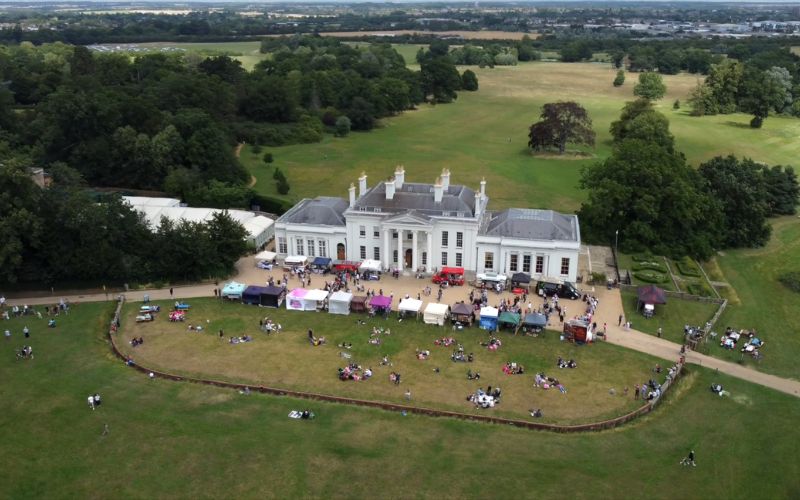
left=536, top=280, right=581, bottom=300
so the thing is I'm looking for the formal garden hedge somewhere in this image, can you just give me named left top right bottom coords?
left=633, top=270, right=668, bottom=284
left=675, top=256, right=702, bottom=277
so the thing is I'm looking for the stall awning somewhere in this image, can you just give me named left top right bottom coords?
left=451, top=303, right=473, bottom=316
left=511, top=272, right=531, bottom=284
left=479, top=306, right=499, bottom=318
left=222, top=281, right=247, bottom=297
left=370, top=295, right=392, bottom=309
left=262, top=285, right=285, bottom=296
left=329, top=291, right=352, bottom=303
left=359, top=259, right=382, bottom=272
left=312, top=257, right=332, bottom=267
left=398, top=298, right=423, bottom=313
left=285, top=256, right=308, bottom=266
left=523, top=313, right=547, bottom=327
left=637, top=285, right=667, bottom=305
left=423, top=303, right=450, bottom=325
left=498, top=311, right=521, bottom=326
left=255, top=250, right=276, bottom=261
left=305, top=289, right=329, bottom=302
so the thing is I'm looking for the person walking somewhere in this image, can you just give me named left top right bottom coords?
left=634, top=384, right=640, bottom=399
left=657, top=327, right=663, bottom=338
left=618, top=313, right=623, bottom=326
left=680, top=450, right=697, bottom=467
left=405, top=389, right=412, bottom=401
left=169, top=287, right=174, bottom=298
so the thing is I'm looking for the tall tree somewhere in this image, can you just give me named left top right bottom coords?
left=528, top=102, right=595, bottom=154
left=578, top=139, right=722, bottom=259
left=633, top=72, right=667, bottom=101
left=698, top=156, right=771, bottom=248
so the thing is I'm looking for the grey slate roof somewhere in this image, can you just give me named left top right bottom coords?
left=482, top=209, right=578, bottom=242
left=353, top=182, right=476, bottom=217
left=277, top=197, right=348, bottom=226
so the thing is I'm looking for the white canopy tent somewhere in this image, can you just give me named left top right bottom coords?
left=328, top=291, right=353, bottom=315
left=423, top=303, right=450, bottom=326
left=304, top=289, right=329, bottom=310
left=254, top=250, right=277, bottom=262
left=284, top=255, right=308, bottom=268
left=286, top=288, right=311, bottom=311
left=398, top=298, right=423, bottom=319
left=359, top=259, right=382, bottom=273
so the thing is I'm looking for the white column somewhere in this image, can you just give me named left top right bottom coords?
left=383, top=229, right=391, bottom=270
left=412, top=230, right=419, bottom=272
left=427, top=231, right=433, bottom=272
left=397, top=229, right=404, bottom=271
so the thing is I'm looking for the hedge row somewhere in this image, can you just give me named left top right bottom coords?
left=686, top=282, right=714, bottom=297
left=633, top=271, right=668, bottom=284
left=675, top=257, right=701, bottom=277
left=633, top=260, right=667, bottom=273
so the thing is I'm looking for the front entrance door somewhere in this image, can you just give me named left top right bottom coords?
left=404, top=248, right=412, bottom=268
left=337, top=243, right=345, bottom=260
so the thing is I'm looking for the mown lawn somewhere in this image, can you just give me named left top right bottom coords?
left=117, top=298, right=658, bottom=425
left=1, top=302, right=799, bottom=498
left=247, top=61, right=800, bottom=216
left=619, top=289, right=721, bottom=345
left=711, top=217, right=800, bottom=379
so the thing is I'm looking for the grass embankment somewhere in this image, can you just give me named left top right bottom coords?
left=620, top=290, right=720, bottom=345
left=1, top=302, right=798, bottom=497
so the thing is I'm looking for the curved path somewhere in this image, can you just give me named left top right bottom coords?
left=6, top=258, right=800, bottom=398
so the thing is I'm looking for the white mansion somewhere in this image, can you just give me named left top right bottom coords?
left=274, top=167, right=580, bottom=282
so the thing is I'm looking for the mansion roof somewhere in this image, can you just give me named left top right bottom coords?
left=483, top=209, right=578, bottom=242
left=353, top=182, right=477, bottom=217
left=277, top=197, right=348, bottom=226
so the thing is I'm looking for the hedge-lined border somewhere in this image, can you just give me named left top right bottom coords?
left=106, top=299, right=683, bottom=433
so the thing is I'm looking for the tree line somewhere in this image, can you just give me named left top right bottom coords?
left=0, top=160, right=249, bottom=286
left=576, top=98, right=799, bottom=258
left=0, top=38, right=474, bottom=211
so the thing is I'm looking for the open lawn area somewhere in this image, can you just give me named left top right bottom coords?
left=247, top=61, right=800, bottom=214
left=620, top=290, right=720, bottom=345
left=118, top=298, right=657, bottom=425
left=710, top=217, right=800, bottom=379
left=137, top=41, right=267, bottom=70
left=1, top=301, right=799, bottom=497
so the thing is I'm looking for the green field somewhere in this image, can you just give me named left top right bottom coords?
left=248, top=62, right=800, bottom=214
left=1, top=302, right=799, bottom=497
left=711, top=217, right=800, bottom=378
left=138, top=41, right=267, bottom=70
left=620, top=290, right=720, bottom=345
left=117, top=299, right=658, bottom=424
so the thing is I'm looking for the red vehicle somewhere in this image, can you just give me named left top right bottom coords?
left=432, top=267, right=465, bottom=286
left=334, top=261, right=361, bottom=273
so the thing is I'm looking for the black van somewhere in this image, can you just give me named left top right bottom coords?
left=536, top=280, right=581, bottom=300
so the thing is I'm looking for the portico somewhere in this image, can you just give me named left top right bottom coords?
left=381, top=213, right=433, bottom=272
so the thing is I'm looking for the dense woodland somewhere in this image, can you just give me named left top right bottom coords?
left=0, top=37, right=474, bottom=286
left=577, top=98, right=800, bottom=258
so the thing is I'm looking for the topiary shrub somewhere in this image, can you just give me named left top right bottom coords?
left=263, top=152, right=274, bottom=164
left=633, top=260, right=667, bottom=273
left=633, top=271, right=667, bottom=284
left=591, top=271, right=607, bottom=284
left=632, top=252, right=657, bottom=263
left=778, top=271, right=800, bottom=293
left=251, top=144, right=262, bottom=154
left=675, top=257, right=701, bottom=277
left=750, top=116, right=763, bottom=129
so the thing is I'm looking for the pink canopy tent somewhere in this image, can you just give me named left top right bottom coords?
left=370, top=295, right=392, bottom=310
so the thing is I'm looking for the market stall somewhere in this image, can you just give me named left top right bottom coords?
left=423, top=303, right=450, bottom=326
left=328, top=291, right=352, bottom=315
left=311, top=257, right=332, bottom=274
left=254, top=250, right=277, bottom=269
left=283, top=255, right=308, bottom=271
left=350, top=295, right=368, bottom=313
left=563, top=319, right=594, bottom=343
left=479, top=306, right=499, bottom=331
left=498, top=311, right=521, bottom=331
left=450, top=302, right=475, bottom=325
left=359, top=259, right=383, bottom=280
left=510, top=272, right=531, bottom=290
left=304, top=289, right=329, bottom=311
left=636, top=285, right=667, bottom=317
left=261, top=285, right=286, bottom=308
left=398, top=298, right=423, bottom=320
left=243, top=285, right=268, bottom=305
left=286, top=288, right=311, bottom=311
left=370, top=295, right=392, bottom=315
left=333, top=261, right=361, bottom=273
left=221, top=281, right=247, bottom=301
left=521, top=312, right=547, bottom=334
